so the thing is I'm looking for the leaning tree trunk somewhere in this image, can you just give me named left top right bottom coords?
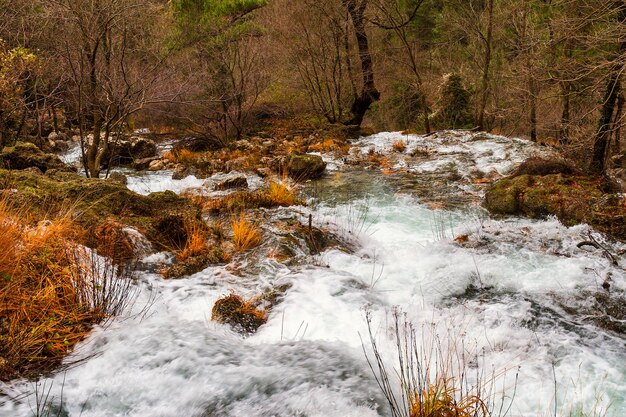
left=342, top=0, right=380, bottom=127
left=591, top=5, right=626, bottom=174
left=592, top=75, right=622, bottom=174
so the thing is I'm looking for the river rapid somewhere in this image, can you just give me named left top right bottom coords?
left=1, top=131, right=624, bottom=417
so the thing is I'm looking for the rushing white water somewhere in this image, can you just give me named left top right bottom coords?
left=2, top=132, right=624, bottom=417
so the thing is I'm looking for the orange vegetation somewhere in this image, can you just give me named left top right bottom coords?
left=410, top=377, right=487, bottom=417
left=231, top=214, right=262, bottom=251
left=267, top=180, right=300, bottom=206
left=176, top=219, right=209, bottom=261
left=211, top=293, right=267, bottom=334
left=392, top=139, right=407, bottom=153
left=0, top=197, right=133, bottom=380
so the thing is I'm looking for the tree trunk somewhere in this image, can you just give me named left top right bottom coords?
left=529, top=74, right=538, bottom=142
left=592, top=74, right=622, bottom=174
left=614, top=93, right=624, bottom=155
left=87, top=120, right=102, bottom=178
left=342, top=0, right=380, bottom=126
left=591, top=5, right=626, bottom=174
left=559, top=81, right=571, bottom=145
left=477, top=0, right=494, bottom=131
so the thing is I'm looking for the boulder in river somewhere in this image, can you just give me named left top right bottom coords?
left=282, top=152, right=326, bottom=180
left=132, top=156, right=161, bottom=170
left=215, top=176, right=248, bottom=190
left=211, top=293, right=267, bottom=334
left=173, top=137, right=221, bottom=154
left=484, top=173, right=626, bottom=239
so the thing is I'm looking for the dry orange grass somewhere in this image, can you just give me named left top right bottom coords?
left=392, top=139, right=407, bottom=153
left=176, top=219, right=210, bottom=261
left=162, top=151, right=177, bottom=163
left=177, top=149, right=206, bottom=165
left=0, top=196, right=134, bottom=380
left=231, top=214, right=262, bottom=251
left=410, top=377, right=487, bottom=417
left=267, top=181, right=300, bottom=206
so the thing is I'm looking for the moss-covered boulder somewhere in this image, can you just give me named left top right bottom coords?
left=211, top=294, right=267, bottom=334
left=0, top=169, right=202, bottom=251
left=485, top=173, right=626, bottom=239
left=283, top=152, right=326, bottom=180
left=0, top=142, right=74, bottom=173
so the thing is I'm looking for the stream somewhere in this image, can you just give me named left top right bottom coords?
left=1, top=131, right=625, bottom=417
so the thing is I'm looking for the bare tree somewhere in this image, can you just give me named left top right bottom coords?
left=591, top=3, right=626, bottom=174
left=291, top=0, right=353, bottom=123
left=370, top=0, right=431, bottom=133
left=46, top=0, right=169, bottom=178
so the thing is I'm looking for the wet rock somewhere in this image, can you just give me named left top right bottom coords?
left=233, top=139, right=252, bottom=150
left=148, top=159, right=165, bottom=171
left=215, top=176, right=248, bottom=190
left=164, top=249, right=226, bottom=278
left=103, top=136, right=158, bottom=166
left=211, top=294, right=267, bottom=334
left=224, top=157, right=247, bottom=172
left=173, top=137, right=220, bottom=154
left=557, top=291, right=626, bottom=335
left=282, top=152, right=326, bottom=180
left=256, top=167, right=271, bottom=178
left=132, top=156, right=160, bottom=170
left=129, top=137, right=158, bottom=159
left=0, top=142, right=74, bottom=173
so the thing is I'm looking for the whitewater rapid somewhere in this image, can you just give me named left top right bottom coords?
left=1, top=131, right=624, bottom=417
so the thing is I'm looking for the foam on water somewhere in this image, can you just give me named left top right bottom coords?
left=2, top=133, right=624, bottom=417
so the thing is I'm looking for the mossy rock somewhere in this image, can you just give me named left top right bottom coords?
left=283, top=152, right=326, bottom=180
left=0, top=169, right=202, bottom=251
left=211, top=294, right=267, bottom=334
left=485, top=173, right=626, bottom=239
left=164, top=249, right=227, bottom=278
left=0, top=142, right=74, bottom=173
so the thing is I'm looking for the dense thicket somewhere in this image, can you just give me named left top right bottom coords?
left=1, top=0, right=625, bottom=174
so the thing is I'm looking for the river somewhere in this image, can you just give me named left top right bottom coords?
left=1, top=131, right=624, bottom=417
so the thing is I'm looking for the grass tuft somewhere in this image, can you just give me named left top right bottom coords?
left=231, top=214, right=262, bottom=251
left=266, top=180, right=300, bottom=207
left=176, top=219, right=209, bottom=262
